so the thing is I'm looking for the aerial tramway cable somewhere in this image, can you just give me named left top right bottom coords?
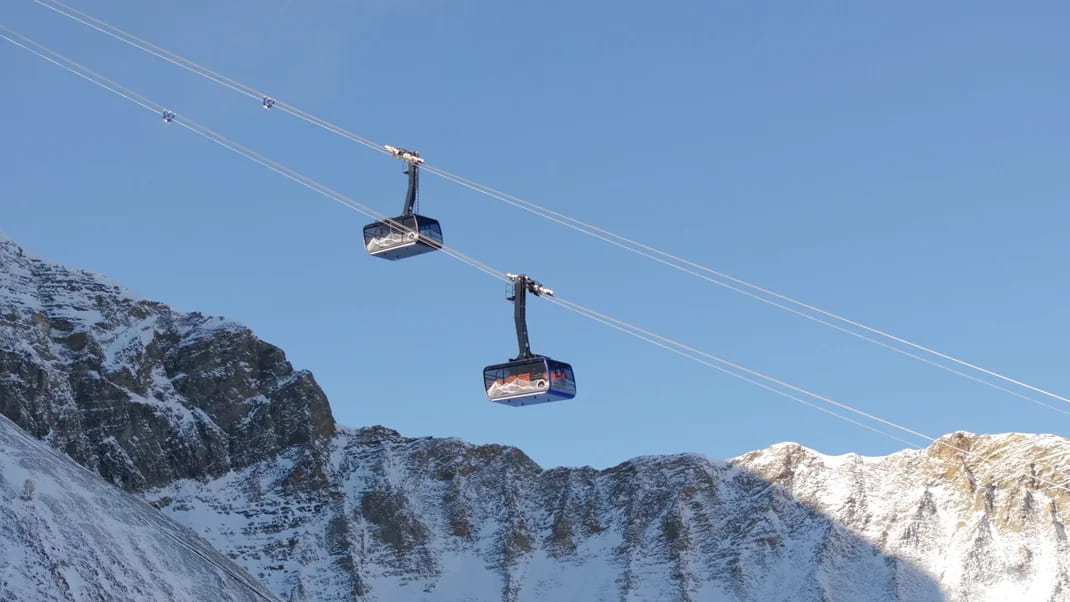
left=30, top=0, right=1070, bottom=414
left=545, top=296, right=1070, bottom=496
left=31, top=0, right=389, bottom=156
left=4, top=24, right=1066, bottom=497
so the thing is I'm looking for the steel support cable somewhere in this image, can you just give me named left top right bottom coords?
left=177, top=120, right=507, bottom=281
left=31, top=0, right=391, bottom=157
left=420, top=166, right=1070, bottom=414
left=0, top=25, right=507, bottom=287
left=32, top=0, right=1070, bottom=412
left=547, top=300, right=923, bottom=449
left=180, top=119, right=508, bottom=282
left=549, top=295, right=934, bottom=441
left=428, top=166, right=1070, bottom=416
left=0, top=37, right=291, bottom=575
left=546, top=295, right=1070, bottom=497
left=25, top=1, right=490, bottom=273
left=0, top=26, right=158, bottom=113
left=32, top=0, right=263, bottom=101
left=5, top=25, right=1067, bottom=499
left=31, top=0, right=390, bottom=157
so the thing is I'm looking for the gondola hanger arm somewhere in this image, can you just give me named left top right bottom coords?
left=384, top=145, right=424, bottom=165
left=506, top=273, right=553, bottom=297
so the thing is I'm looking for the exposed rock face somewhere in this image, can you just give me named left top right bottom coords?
left=146, top=428, right=1069, bottom=602
left=1, top=232, right=1068, bottom=601
left=0, top=412, right=280, bottom=602
left=0, top=234, right=335, bottom=490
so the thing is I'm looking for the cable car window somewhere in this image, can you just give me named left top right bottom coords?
left=420, top=220, right=443, bottom=245
left=548, top=361, right=576, bottom=395
left=364, top=217, right=419, bottom=254
left=485, top=359, right=549, bottom=399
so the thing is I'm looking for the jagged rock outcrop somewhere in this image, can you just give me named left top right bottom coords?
left=0, top=233, right=335, bottom=490
left=0, top=412, right=280, bottom=602
left=1, top=231, right=1068, bottom=601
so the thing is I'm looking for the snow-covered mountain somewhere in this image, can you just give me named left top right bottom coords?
left=1, top=231, right=1068, bottom=601
left=143, top=429, right=1068, bottom=601
left=0, top=411, right=280, bottom=601
left=0, top=231, right=334, bottom=491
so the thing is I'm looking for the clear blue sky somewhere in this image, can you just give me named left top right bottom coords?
left=2, top=1, right=1068, bottom=469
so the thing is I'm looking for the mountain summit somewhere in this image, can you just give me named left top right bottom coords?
left=0, top=235, right=334, bottom=491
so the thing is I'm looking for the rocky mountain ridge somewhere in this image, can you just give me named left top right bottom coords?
left=0, top=232, right=334, bottom=491
left=143, top=426, right=1068, bottom=601
left=1, top=232, right=1067, bottom=601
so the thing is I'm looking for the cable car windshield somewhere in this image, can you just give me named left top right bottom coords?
left=485, top=358, right=549, bottom=400
left=547, top=360, right=576, bottom=396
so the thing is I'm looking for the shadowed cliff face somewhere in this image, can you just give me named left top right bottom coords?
left=1, top=233, right=1067, bottom=601
left=0, top=235, right=335, bottom=490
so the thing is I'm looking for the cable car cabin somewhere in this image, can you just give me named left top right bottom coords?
left=483, top=356, right=576, bottom=406
left=362, top=214, right=443, bottom=260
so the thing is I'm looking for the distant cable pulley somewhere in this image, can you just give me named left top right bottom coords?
left=483, top=274, right=576, bottom=407
left=262, top=96, right=275, bottom=110
left=162, top=109, right=175, bottom=123
left=362, top=146, right=443, bottom=260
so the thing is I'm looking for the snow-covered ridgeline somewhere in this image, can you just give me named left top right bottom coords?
left=147, top=427, right=1069, bottom=601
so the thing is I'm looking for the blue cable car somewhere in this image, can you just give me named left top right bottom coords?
left=484, top=356, right=576, bottom=406
left=483, top=274, right=576, bottom=407
left=363, top=147, right=443, bottom=260
left=362, top=214, right=443, bottom=260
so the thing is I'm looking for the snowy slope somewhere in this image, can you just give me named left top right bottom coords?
left=145, top=428, right=1069, bottom=602
left=2, top=231, right=1068, bottom=601
left=0, top=412, right=280, bottom=602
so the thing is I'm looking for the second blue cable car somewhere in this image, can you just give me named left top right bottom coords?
left=483, top=274, right=576, bottom=406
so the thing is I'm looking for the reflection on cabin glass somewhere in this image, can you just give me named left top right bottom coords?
left=483, top=357, right=575, bottom=406
left=362, top=215, right=442, bottom=260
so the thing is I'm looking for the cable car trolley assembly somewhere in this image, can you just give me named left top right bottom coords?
left=484, top=273, right=576, bottom=406
left=362, top=145, right=444, bottom=260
